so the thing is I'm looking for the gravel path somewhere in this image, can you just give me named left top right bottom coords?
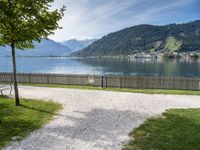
left=4, top=86, right=200, bottom=150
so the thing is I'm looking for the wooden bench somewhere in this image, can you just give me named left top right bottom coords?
left=0, top=84, right=12, bottom=96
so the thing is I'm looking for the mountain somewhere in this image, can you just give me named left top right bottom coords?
left=61, top=39, right=97, bottom=52
left=0, top=39, right=72, bottom=57
left=72, top=20, right=200, bottom=57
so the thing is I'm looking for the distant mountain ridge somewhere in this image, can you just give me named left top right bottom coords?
left=0, top=39, right=72, bottom=57
left=61, top=39, right=97, bottom=52
left=72, top=20, right=200, bottom=57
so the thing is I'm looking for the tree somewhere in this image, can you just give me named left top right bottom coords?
left=0, top=0, right=65, bottom=106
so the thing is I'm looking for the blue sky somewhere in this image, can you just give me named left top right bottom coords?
left=50, top=0, right=200, bottom=41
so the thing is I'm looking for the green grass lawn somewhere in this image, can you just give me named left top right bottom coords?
left=18, top=83, right=200, bottom=96
left=123, top=109, right=200, bottom=150
left=0, top=96, right=62, bottom=149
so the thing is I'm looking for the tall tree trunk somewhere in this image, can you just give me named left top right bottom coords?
left=11, top=43, right=20, bottom=106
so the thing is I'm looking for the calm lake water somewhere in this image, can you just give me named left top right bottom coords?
left=0, top=57, right=200, bottom=77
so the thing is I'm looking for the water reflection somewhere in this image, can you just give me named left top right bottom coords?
left=0, top=57, right=199, bottom=77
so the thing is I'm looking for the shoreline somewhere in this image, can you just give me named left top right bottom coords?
left=1, top=52, right=200, bottom=60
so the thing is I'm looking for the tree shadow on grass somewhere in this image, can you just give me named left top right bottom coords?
left=0, top=119, right=38, bottom=149
left=123, top=109, right=200, bottom=150
left=12, top=107, right=200, bottom=150
left=16, top=108, right=152, bottom=150
left=20, top=104, right=67, bottom=118
left=3, top=106, right=151, bottom=150
left=5, top=104, right=200, bottom=150
left=0, top=97, right=61, bottom=149
left=0, top=109, right=50, bottom=149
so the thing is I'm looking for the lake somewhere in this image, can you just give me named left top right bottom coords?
left=1, top=57, right=200, bottom=77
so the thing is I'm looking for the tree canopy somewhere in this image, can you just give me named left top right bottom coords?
left=0, top=0, right=65, bottom=106
left=0, top=0, right=65, bottom=49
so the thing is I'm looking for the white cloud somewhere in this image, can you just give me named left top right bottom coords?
left=49, top=0, right=200, bottom=41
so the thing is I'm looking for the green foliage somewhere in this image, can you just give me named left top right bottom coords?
left=0, top=0, right=65, bottom=105
left=72, top=20, right=200, bottom=57
left=0, top=96, right=62, bottom=149
left=0, top=0, right=65, bottom=49
left=122, top=109, right=200, bottom=150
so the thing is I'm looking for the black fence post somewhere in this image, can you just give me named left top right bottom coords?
left=120, top=77, right=122, bottom=88
left=101, top=76, right=104, bottom=88
left=105, top=76, right=107, bottom=88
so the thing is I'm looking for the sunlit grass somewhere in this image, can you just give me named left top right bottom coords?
left=18, top=83, right=200, bottom=96
left=0, top=96, right=62, bottom=149
left=123, top=109, right=200, bottom=150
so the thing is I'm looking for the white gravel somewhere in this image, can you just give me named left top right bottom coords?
left=3, top=86, right=200, bottom=150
